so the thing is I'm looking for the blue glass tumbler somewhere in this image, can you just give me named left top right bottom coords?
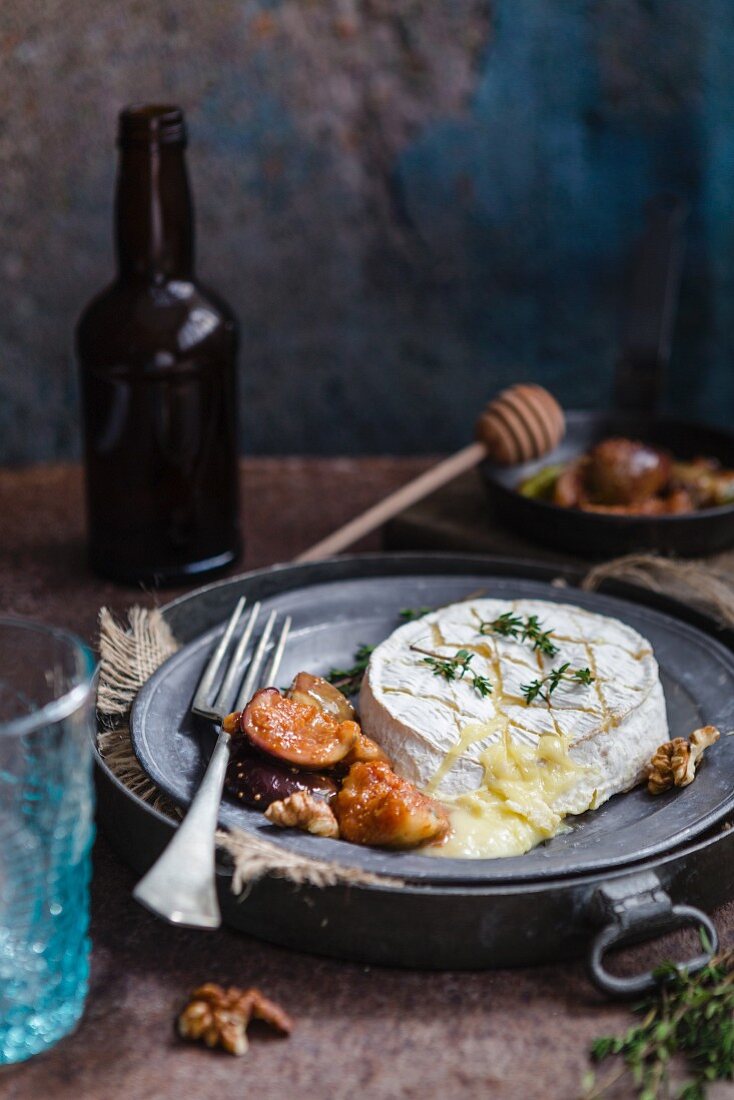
left=0, top=619, right=95, bottom=1064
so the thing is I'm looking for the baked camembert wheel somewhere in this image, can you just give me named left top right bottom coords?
left=359, top=598, right=669, bottom=858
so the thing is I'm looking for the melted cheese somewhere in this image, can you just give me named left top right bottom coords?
left=428, top=726, right=585, bottom=858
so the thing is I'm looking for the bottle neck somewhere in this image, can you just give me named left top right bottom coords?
left=115, top=144, right=194, bottom=282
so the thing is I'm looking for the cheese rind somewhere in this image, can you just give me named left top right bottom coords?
left=359, top=598, right=668, bottom=849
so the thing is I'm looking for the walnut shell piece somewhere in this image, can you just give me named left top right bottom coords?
left=265, top=790, right=340, bottom=837
left=177, top=983, right=292, bottom=1057
left=647, top=725, right=720, bottom=795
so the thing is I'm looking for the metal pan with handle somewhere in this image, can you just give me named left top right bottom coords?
left=95, top=553, right=734, bottom=996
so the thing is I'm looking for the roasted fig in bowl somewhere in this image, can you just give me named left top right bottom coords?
left=585, top=438, right=672, bottom=505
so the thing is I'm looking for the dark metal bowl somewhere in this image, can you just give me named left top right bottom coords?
left=481, top=411, right=734, bottom=557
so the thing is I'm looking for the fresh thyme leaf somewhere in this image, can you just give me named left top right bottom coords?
left=326, top=643, right=375, bottom=695
left=479, top=611, right=559, bottom=658
left=547, top=661, right=570, bottom=695
left=326, top=605, right=433, bottom=697
left=521, top=614, right=560, bottom=658
left=422, top=655, right=463, bottom=681
left=480, top=611, right=523, bottom=639
left=522, top=677, right=544, bottom=705
left=573, top=667, right=594, bottom=686
left=417, top=647, right=493, bottom=699
left=471, top=673, right=493, bottom=698
left=521, top=663, right=594, bottom=705
left=422, top=648, right=473, bottom=682
left=399, top=606, right=432, bottom=622
left=584, top=950, right=734, bottom=1100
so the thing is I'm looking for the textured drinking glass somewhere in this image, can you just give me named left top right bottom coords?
left=0, top=620, right=95, bottom=1064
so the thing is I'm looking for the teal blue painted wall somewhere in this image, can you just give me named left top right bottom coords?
left=0, top=0, right=732, bottom=460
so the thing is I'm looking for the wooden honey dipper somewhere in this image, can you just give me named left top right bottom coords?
left=296, top=384, right=565, bottom=562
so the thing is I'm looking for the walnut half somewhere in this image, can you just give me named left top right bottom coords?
left=265, top=790, right=340, bottom=838
left=647, top=725, right=720, bottom=795
left=177, top=983, right=292, bottom=1056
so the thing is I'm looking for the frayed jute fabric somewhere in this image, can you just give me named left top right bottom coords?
left=97, top=607, right=181, bottom=815
left=582, top=553, right=734, bottom=628
left=96, top=607, right=401, bottom=892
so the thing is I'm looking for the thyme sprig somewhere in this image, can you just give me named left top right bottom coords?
left=521, top=662, right=594, bottom=705
left=399, top=607, right=432, bottom=622
left=324, top=608, right=433, bottom=695
left=326, top=643, right=375, bottom=695
left=411, top=645, right=492, bottom=698
left=480, top=611, right=559, bottom=658
left=583, top=948, right=734, bottom=1100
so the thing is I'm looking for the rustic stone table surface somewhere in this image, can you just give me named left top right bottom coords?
left=2, top=458, right=733, bottom=1100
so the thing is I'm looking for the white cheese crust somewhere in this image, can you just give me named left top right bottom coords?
left=359, top=598, right=668, bottom=816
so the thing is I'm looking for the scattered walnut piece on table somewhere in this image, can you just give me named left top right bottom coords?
left=177, top=983, right=292, bottom=1057
left=265, top=789, right=340, bottom=837
left=647, top=725, right=720, bottom=795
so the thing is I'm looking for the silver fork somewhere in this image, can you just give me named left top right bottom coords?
left=132, top=598, right=292, bottom=929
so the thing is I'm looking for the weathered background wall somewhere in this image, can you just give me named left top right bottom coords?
left=1, top=0, right=733, bottom=463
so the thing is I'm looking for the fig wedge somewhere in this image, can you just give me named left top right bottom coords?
left=287, top=672, right=356, bottom=722
left=236, top=688, right=359, bottom=769
left=342, top=731, right=391, bottom=767
left=334, top=760, right=449, bottom=850
left=224, top=747, right=337, bottom=809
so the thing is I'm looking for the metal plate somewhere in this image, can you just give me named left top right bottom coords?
left=130, top=569, right=734, bottom=885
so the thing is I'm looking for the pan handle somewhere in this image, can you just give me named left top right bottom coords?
left=587, top=871, right=717, bottom=999
left=613, top=194, right=687, bottom=416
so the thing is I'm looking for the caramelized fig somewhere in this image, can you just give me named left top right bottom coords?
left=224, top=748, right=337, bottom=810
left=287, top=672, right=355, bottom=722
left=240, top=688, right=359, bottom=769
left=342, top=731, right=391, bottom=767
left=222, top=710, right=245, bottom=735
left=586, top=438, right=671, bottom=505
left=334, top=760, right=449, bottom=850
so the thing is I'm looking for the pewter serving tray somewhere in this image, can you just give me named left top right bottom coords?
left=131, top=575, right=734, bottom=884
left=94, top=555, right=734, bottom=988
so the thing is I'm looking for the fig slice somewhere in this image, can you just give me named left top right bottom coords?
left=237, top=688, right=359, bottom=769
left=287, top=671, right=355, bottom=722
left=342, top=731, right=391, bottom=767
left=334, top=760, right=449, bottom=850
left=224, top=746, right=337, bottom=810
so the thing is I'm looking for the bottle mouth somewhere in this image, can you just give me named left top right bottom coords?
left=118, top=104, right=187, bottom=147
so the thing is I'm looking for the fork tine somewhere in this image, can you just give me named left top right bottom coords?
left=265, top=615, right=291, bottom=688
left=234, top=609, right=278, bottom=712
left=193, top=596, right=246, bottom=714
left=213, top=601, right=261, bottom=714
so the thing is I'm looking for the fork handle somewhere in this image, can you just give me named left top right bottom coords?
left=132, top=728, right=231, bottom=928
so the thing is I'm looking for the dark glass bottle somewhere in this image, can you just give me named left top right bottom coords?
left=76, top=105, right=241, bottom=585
